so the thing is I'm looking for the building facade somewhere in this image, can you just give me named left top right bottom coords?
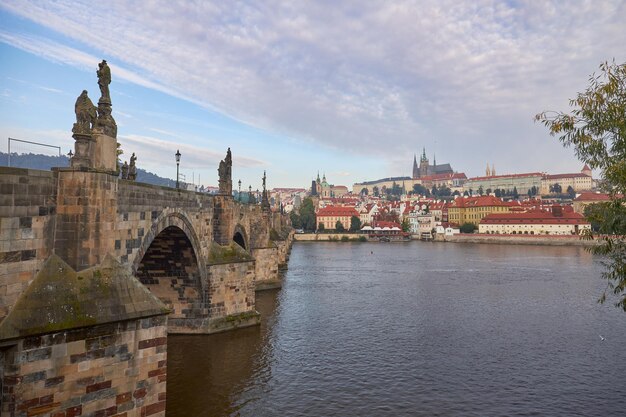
left=448, top=195, right=510, bottom=226
left=316, top=206, right=360, bottom=230
left=464, top=173, right=544, bottom=195
left=479, top=205, right=591, bottom=235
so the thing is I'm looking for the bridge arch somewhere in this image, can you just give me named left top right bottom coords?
left=132, top=210, right=208, bottom=318
left=233, top=223, right=249, bottom=251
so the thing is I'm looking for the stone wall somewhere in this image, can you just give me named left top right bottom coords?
left=0, top=316, right=167, bottom=417
left=252, top=247, right=279, bottom=290
left=435, top=233, right=597, bottom=246
left=0, top=167, right=57, bottom=321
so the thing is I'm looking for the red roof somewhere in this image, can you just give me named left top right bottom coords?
left=574, top=192, right=611, bottom=202
left=543, top=173, right=590, bottom=179
left=469, top=172, right=543, bottom=181
left=317, top=206, right=359, bottom=217
left=450, top=196, right=507, bottom=208
left=481, top=209, right=588, bottom=225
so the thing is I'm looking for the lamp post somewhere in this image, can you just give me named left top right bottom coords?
left=238, top=179, right=242, bottom=201
left=175, top=149, right=181, bottom=189
left=67, top=150, right=73, bottom=167
left=248, top=185, right=252, bottom=204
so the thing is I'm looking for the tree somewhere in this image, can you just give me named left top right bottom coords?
left=536, top=60, right=626, bottom=310
left=486, top=188, right=492, bottom=195
left=335, top=220, right=345, bottom=232
left=360, top=187, right=368, bottom=196
left=373, top=186, right=380, bottom=197
left=478, top=185, right=484, bottom=196
left=349, top=215, right=361, bottom=232
left=318, top=223, right=325, bottom=232
left=550, top=183, right=562, bottom=194
left=401, top=218, right=410, bottom=233
left=299, top=198, right=316, bottom=232
left=567, top=185, right=576, bottom=199
left=494, top=189, right=502, bottom=198
left=512, top=186, right=519, bottom=200
left=289, top=211, right=301, bottom=229
left=413, top=183, right=430, bottom=196
left=460, top=222, right=477, bottom=233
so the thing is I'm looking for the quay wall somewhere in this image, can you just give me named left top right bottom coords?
left=435, top=233, right=598, bottom=246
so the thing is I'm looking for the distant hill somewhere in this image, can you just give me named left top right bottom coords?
left=0, top=152, right=176, bottom=188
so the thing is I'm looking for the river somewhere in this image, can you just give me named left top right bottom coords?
left=166, top=242, right=626, bottom=416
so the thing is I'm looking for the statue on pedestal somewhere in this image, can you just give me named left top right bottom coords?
left=97, top=60, right=111, bottom=102
left=218, top=148, right=233, bottom=195
left=72, top=90, right=97, bottom=135
left=121, top=161, right=129, bottom=179
left=128, top=153, right=137, bottom=180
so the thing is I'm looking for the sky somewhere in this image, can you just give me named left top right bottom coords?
left=0, top=1, right=625, bottom=190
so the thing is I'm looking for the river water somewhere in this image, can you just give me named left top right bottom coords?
left=167, top=242, right=626, bottom=416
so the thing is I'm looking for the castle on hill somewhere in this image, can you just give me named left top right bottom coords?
left=412, top=148, right=454, bottom=179
left=352, top=148, right=460, bottom=195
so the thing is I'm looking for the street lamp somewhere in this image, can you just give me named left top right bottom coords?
left=248, top=185, right=252, bottom=204
left=238, top=179, right=242, bottom=201
left=175, top=149, right=181, bottom=189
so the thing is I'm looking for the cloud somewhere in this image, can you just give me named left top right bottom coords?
left=119, top=134, right=265, bottom=170
left=1, top=0, right=626, bottom=177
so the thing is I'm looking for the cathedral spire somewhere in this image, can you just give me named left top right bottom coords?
left=412, top=154, right=418, bottom=179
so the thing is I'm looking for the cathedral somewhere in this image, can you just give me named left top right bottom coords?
left=412, top=148, right=454, bottom=179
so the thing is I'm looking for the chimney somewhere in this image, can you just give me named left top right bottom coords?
left=551, top=204, right=563, bottom=217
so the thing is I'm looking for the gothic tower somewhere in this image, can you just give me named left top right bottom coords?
left=412, top=154, right=419, bottom=179
left=419, top=147, right=429, bottom=178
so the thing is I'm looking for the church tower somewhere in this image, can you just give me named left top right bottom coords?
left=412, top=154, right=419, bottom=179
left=419, top=147, right=429, bottom=178
left=486, top=163, right=491, bottom=177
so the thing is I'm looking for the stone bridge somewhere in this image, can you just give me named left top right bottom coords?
left=0, top=164, right=292, bottom=333
left=0, top=61, right=292, bottom=417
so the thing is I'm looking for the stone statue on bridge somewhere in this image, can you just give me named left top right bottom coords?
left=218, top=148, right=233, bottom=195
left=128, top=153, right=137, bottom=181
left=72, top=90, right=97, bottom=135
left=97, top=60, right=111, bottom=102
left=121, top=161, right=129, bottom=179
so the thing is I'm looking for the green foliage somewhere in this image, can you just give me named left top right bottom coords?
left=478, top=185, right=484, bottom=196
left=536, top=60, right=626, bottom=310
left=459, top=222, right=477, bottom=234
left=512, top=186, right=519, bottom=200
left=412, top=183, right=430, bottom=196
left=335, top=220, right=345, bottom=232
left=401, top=218, right=410, bottom=233
left=349, top=215, right=361, bottom=232
left=318, top=223, right=325, bottom=232
left=361, top=187, right=368, bottom=195
left=289, top=210, right=302, bottom=228
left=373, top=186, right=380, bottom=197
left=340, top=236, right=350, bottom=242
left=299, top=198, right=316, bottom=231
left=357, top=236, right=367, bottom=242
left=567, top=185, right=576, bottom=199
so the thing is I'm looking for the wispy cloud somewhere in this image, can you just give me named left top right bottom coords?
left=119, top=133, right=265, bottom=170
left=1, top=0, right=626, bottom=178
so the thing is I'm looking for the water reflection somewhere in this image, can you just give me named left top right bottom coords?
left=166, top=289, right=280, bottom=417
left=168, top=242, right=625, bottom=417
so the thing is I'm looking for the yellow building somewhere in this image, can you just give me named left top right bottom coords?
left=448, top=196, right=510, bottom=226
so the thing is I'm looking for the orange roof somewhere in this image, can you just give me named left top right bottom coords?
left=574, top=192, right=611, bottom=201
left=450, top=196, right=507, bottom=208
left=544, top=173, right=590, bottom=179
left=469, top=172, right=543, bottom=181
left=481, top=209, right=588, bottom=225
left=317, top=206, right=359, bottom=217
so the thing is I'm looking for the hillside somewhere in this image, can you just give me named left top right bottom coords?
left=0, top=152, right=176, bottom=188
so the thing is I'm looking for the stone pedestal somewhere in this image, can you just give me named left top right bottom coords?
left=70, top=132, right=94, bottom=168
left=53, top=169, right=118, bottom=271
left=92, top=128, right=118, bottom=172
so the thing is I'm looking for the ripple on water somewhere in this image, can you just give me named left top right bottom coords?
left=167, top=242, right=626, bottom=417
